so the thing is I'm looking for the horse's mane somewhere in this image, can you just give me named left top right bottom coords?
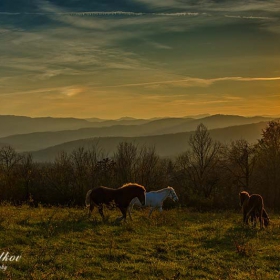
left=239, top=191, right=250, bottom=204
left=239, top=191, right=249, bottom=197
left=119, top=182, right=146, bottom=191
left=150, top=187, right=174, bottom=193
left=99, top=186, right=115, bottom=190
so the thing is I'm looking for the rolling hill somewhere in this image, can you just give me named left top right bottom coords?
left=0, top=115, right=92, bottom=137
left=0, top=115, right=272, bottom=152
left=31, top=121, right=268, bottom=162
left=0, top=115, right=152, bottom=138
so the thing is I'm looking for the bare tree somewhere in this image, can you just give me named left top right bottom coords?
left=114, top=142, right=138, bottom=185
left=44, top=151, right=74, bottom=204
left=0, top=146, right=23, bottom=200
left=255, top=120, right=280, bottom=207
left=71, top=147, right=90, bottom=196
left=184, top=124, right=221, bottom=198
left=87, top=145, right=111, bottom=188
left=136, top=146, right=159, bottom=189
left=19, top=153, right=34, bottom=201
left=94, top=157, right=116, bottom=188
left=223, top=139, right=256, bottom=190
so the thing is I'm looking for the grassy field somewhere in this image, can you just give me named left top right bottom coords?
left=0, top=204, right=279, bottom=280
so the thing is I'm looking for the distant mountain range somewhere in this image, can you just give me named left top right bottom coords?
left=0, top=115, right=272, bottom=152
left=0, top=114, right=277, bottom=162
left=0, top=115, right=151, bottom=138
left=31, top=121, right=268, bottom=162
left=0, top=114, right=212, bottom=138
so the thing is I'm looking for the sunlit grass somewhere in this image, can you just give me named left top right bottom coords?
left=0, top=204, right=279, bottom=279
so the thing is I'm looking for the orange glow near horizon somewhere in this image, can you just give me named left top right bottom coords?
left=1, top=1, right=280, bottom=119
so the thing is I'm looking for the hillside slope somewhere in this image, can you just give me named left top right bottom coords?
left=0, top=115, right=271, bottom=152
left=31, top=121, right=267, bottom=162
left=0, top=115, right=152, bottom=138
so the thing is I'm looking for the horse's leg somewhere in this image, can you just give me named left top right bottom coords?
left=148, top=207, right=154, bottom=218
left=259, top=208, right=264, bottom=229
left=245, top=206, right=255, bottom=225
left=253, top=215, right=257, bottom=227
left=115, top=207, right=127, bottom=223
left=251, top=211, right=256, bottom=227
left=254, top=214, right=258, bottom=227
left=98, top=204, right=105, bottom=221
left=242, top=209, right=247, bottom=225
left=245, top=212, right=250, bottom=225
left=121, top=207, right=127, bottom=222
left=128, top=203, right=133, bottom=221
left=88, top=203, right=94, bottom=218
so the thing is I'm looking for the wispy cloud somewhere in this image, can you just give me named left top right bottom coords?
left=62, top=87, right=86, bottom=97
left=6, top=75, right=277, bottom=99
left=1, top=9, right=277, bottom=20
left=148, top=42, right=172, bottom=50
left=0, top=87, right=61, bottom=97
left=0, top=86, right=86, bottom=98
left=92, top=76, right=280, bottom=89
left=133, top=0, right=280, bottom=13
left=35, top=1, right=176, bottom=31
left=224, top=15, right=275, bottom=20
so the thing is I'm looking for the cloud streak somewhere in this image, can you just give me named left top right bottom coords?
left=93, top=76, right=280, bottom=89
left=1, top=10, right=278, bottom=20
left=0, top=86, right=86, bottom=98
left=133, top=0, right=280, bottom=13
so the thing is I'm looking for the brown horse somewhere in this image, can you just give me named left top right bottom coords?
left=85, top=183, right=146, bottom=222
left=239, top=191, right=265, bottom=229
left=251, top=208, right=270, bottom=227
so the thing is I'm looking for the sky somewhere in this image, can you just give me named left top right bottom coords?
left=0, top=0, right=280, bottom=119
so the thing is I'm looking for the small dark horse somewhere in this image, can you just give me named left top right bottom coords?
left=85, top=183, right=146, bottom=222
left=251, top=208, right=270, bottom=227
left=239, top=191, right=266, bottom=229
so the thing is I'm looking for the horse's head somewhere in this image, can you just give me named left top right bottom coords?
left=239, top=191, right=250, bottom=207
left=168, top=187, right=179, bottom=202
left=264, top=217, right=270, bottom=227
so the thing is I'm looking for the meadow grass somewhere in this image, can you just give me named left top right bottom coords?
left=0, top=204, right=279, bottom=279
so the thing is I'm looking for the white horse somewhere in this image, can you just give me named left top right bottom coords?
left=128, top=186, right=179, bottom=219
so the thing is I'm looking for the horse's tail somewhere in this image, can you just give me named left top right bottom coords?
left=85, top=189, right=93, bottom=208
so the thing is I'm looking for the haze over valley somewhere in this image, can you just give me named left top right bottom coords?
left=0, top=114, right=277, bottom=161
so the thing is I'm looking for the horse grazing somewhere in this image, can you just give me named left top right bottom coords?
left=128, top=186, right=179, bottom=219
left=239, top=191, right=265, bottom=229
left=85, top=183, right=146, bottom=223
left=251, top=208, right=270, bottom=227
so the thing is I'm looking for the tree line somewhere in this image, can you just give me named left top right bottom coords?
left=0, top=120, right=279, bottom=210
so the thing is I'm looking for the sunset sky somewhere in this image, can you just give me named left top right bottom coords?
left=1, top=0, right=280, bottom=119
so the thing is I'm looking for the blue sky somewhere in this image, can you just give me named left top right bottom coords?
left=1, top=0, right=280, bottom=118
